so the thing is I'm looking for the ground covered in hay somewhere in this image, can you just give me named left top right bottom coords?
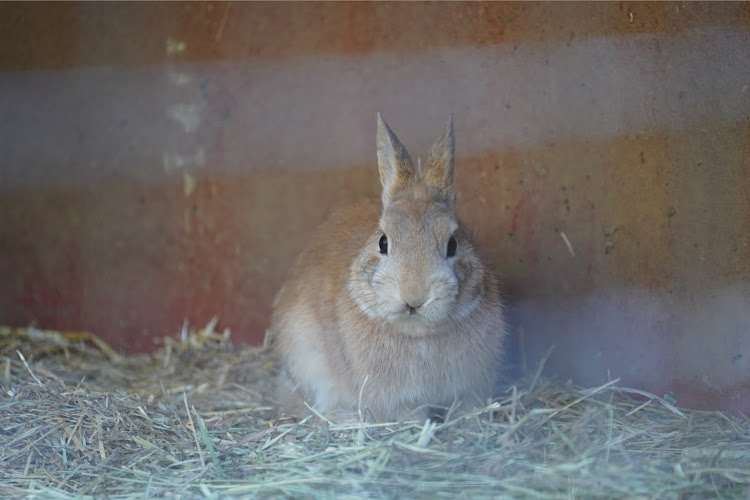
left=1, top=324, right=749, bottom=499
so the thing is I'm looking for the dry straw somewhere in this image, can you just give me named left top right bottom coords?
left=1, top=323, right=748, bottom=499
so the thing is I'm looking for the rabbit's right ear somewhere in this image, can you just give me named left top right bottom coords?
left=377, top=113, right=415, bottom=206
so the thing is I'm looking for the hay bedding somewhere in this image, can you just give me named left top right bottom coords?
left=1, top=324, right=749, bottom=499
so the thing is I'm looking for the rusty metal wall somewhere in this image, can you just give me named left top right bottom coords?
left=1, top=2, right=749, bottom=412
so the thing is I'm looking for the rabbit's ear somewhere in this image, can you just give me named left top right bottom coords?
left=377, top=113, right=415, bottom=206
left=424, top=115, right=455, bottom=204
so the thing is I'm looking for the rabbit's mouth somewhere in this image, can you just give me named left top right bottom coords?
left=387, top=309, right=429, bottom=324
left=384, top=303, right=448, bottom=331
left=400, top=308, right=430, bottom=325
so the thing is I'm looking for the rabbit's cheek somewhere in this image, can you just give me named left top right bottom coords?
left=429, top=266, right=460, bottom=297
left=362, top=254, right=381, bottom=283
left=452, top=257, right=473, bottom=283
left=355, top=263, right=401, bottom=319
left=349, top=256, right=383, bottom=319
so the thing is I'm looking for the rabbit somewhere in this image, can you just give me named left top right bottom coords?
left=270, top=113, right=506, bottom=422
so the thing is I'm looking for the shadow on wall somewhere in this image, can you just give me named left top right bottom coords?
left=503, top=286, right=750, bottom=413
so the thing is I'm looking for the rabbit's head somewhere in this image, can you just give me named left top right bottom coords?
left=348, top=115, right=487, bottom=335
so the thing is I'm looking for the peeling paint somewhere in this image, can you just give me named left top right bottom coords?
left=183, top=172, right=196, bottom=197
left=163, top=148, right=205, bottom=171
left=168, top=72, right=192, bottom=86
left=166, top=38, right=187, bottom=55
left=166, top=103, right=201, bottom=133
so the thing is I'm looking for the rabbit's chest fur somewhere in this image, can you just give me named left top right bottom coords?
left=333, top=302, right=500, bottom=418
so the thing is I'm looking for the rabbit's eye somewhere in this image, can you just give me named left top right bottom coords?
left=379, top=234, right=388, bottom=254
left=447, top=236, right=457, bottom=257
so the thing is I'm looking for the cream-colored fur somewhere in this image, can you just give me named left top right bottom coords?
left=270, top=114, right=506, bottom=421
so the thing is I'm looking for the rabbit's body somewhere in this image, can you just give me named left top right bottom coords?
left=271, top=115, right=506, bottom=421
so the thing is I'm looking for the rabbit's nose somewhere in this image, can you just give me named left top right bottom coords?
left=400, top=277, right=430, bottom=314
left=402, top=296, right=426, bottom=315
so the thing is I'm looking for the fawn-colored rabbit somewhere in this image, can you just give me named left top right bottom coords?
left=270, top=114, right=506, bottom=421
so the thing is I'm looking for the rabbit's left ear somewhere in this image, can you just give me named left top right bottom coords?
left=377, top=113, right=415, bottom=206
left=424, top=115, right=455, bottom=204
